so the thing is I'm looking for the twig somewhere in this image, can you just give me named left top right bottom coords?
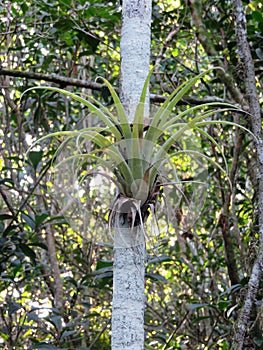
left=162, top=311, right=190, bottom=350
left=89, top=318, right=110, bottom=349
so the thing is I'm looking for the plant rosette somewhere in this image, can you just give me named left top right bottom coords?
left=24, top=68, right=249, bottom=249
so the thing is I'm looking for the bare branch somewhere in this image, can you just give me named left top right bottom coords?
left=0, top=68, right=232, bottom=106
left=0, top=68, right=103, bottom=91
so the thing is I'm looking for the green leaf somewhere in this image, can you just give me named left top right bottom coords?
left=133, top=103, right=145, bottom=140
left=145, top=68, right=223, bottom=139
left=96, top=260, right=113, bottom=270
left=0, top=178, right=14, bottom=186
left=45, top=215, right=69, bottom=225
left=30, top=242, right=48, bottom=250
left=65, top=277, right=78, bottom=287
left=253, top=337, right=263, bottom=347
left=217, top=300, right=231, bottom=312
left=27, top=312, right=39, bottom=322
left=30, top=344, right=57, bottom=350
left=187, top=303, right=210, bottom=311
left=11, top=259, right=21, bottom=266
left=8, top=301, right=23, bottom=316
left=28, top=150, right=43, bottom=170
left=60, top=330, right=78, bottom=341
left=158, top=107, right=236, bottom=154
left=22, top=212, right=35, bottom=230
left=165, top=68, right=223, bottom=113
left=22, top=87, right=122, bottom=140
left=148, top=255, right=173, bottom=264
left=19, top=244, right=37, bottom=263
left=145, top=273, right=168, bottom=283
left=74, top=27, right=100, bottom=52
left=3, top=225, right=19, bottom=237
left=193, top=315, right=213, bottom=323
left=225, top=304, right=239, bottom=318
left=0, top=214, right=13, bottom=220
left=93, top=266, right=113, bottom=275
left=34, top=213, right=49, bottom=228
left=161, top=102, right=239, bottom=130
left=46, top=315, right=62, bottom=329
left=139, top=67, right=154, bottom=105
left=98, top=77, right=131, bottom=139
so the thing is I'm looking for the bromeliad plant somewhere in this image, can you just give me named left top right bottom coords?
left=24, top=68, right=248, bottom=231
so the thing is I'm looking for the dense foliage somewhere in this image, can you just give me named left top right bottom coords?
left=0, top=0, right=262, bottom=349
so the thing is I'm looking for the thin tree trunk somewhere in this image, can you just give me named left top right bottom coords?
left=46, top=227, right=64, bottom=311
left=111, top=1, right=152, bottom=349
left=120, top=0, right=152, bottom=119
left=233, top=0, right=263, bottom=348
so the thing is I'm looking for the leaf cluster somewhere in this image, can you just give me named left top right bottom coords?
left=24, top=68, right=245, bottom=227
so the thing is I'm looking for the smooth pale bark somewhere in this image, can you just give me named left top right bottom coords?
left=120, top=0, right=152, bottom=120
left=112, top=224, right=145, bottom=349
left=111, top=1, right=152, bottom=349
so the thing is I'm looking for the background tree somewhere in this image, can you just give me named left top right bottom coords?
left=0, top=0, right=263, bottom=349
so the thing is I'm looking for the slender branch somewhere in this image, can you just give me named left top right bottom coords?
left=232, top=251, right=263, bottom=349
left=45, top=226, right=64, bottom=311
left=154, top=28, right=180, bottom=93
left=162, top=311, right=190, bottom=350
left=219, top=213, right=240, bottom=286
left=0, top=68, right=232, bottom=106
left=3, top=160, right=52, bottom=234
left=0, top=186, right=16, bottom=217
left=0, top=68, right=103, bottom=91
left=89, top=319, right=110, bottom=349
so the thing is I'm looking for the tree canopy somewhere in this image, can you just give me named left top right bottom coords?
left=0, top=0, right=263, bottom=349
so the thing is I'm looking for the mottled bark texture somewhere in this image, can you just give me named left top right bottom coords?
left=112, top=224, right=145, bottom=350
left=120, top=0, right=152, bottom=120
left=111, top=1, right=152, bottom=349
left=233, top=0, right=263, bottom=348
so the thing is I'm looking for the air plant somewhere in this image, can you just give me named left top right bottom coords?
left=24, top=68, right=249, bottom=236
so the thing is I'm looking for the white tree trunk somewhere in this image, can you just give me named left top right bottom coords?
left=112, top=224, right=145, bottom=350
left=111, top=1, right=152, bottom=349
left=120, top=0, right=152, bottom=121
